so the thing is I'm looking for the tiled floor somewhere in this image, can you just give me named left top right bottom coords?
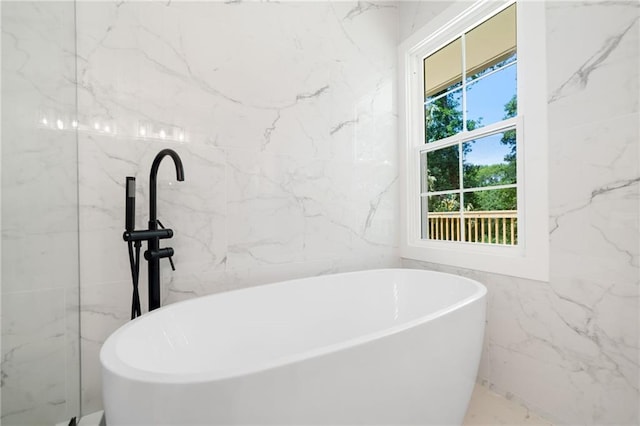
left=463, top=384, right=554, bottom=425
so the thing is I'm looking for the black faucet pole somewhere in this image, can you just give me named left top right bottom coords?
left=148, top=218, right=161, bottom=311
left=147, top=149, right=184, bottom=311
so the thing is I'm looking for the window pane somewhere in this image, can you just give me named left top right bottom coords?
left=462, top=131, right=516, bottom=189
left=464, top=187, right=517, bottom=212
left=466, top=65, right=517, bottom=130
left=418, top=3, right=522, bottom=247
left=465, top=4, right=516, bottom=78
left=426, top=145, right=460, bottom=191
left=428, top=193, right=460, bottom=212
left=424, top=38, right=462, bottom=98
left=463, top=188, right=517, bottom=245
left=460, top=209, right=518, bottom=245
left=422, top=194, right=461, bottom=242
left=420, top=152, right=439, bottom=193
left=425, top=88, right=463, bottom=143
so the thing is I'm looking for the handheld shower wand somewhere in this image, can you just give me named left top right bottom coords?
left=125, top=177, right=142, bottom=319
left=126, top=177, right=136, bottom=232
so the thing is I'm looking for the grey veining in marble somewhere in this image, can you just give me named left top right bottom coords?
left=76, top=1, right=399, bottom=413
left=6, top=2, right=636, bottom=425
left=1, top=2, right=81, bottom=425
left=401, top=1, right=639, bottom=424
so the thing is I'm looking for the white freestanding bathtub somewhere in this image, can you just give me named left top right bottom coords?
left=101, top=268, right=487, bottom=425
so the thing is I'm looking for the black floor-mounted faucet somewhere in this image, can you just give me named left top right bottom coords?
left=146, top=149, right=184, bottom=310
left=123, top=149, right=185, bottom=316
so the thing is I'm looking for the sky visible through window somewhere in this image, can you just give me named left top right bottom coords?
left=464, top=64, right=516, bottom=165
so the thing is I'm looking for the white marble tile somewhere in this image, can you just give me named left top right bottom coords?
left=225, top=150, right=400, bottom=268
left=79, top=133, right=228, bottom=285
left=80, top=338, right=103, bottom=417
left=75, top=2, right=328, bottom=153
left=546, top=2, right=639, bottom=130
left=65, top=286, right=81, bottom=422
left=1, top=289, right=69, bottom=425
left=402, top=253, right=639, bottom=425
left=226, top=150, right=358, bottom=268
left=2, top=2, right=77, bottom=239
left=325, top=251, right=403, bottom=275
left=2, top=128, right=78, bottom=235
left=1, top=2, right=77, bottom=118
left=161, top=259, right=337, bottom=305
left=544, top=4, right=640, bottom=421
left=459, top=3, right=639, bottom=424
left=225, top=150, right=307, bottom=267
left=78, top=133, right=147, bottom=233
left=80, top=228, right=142, bottom=288
left=398, top=1, right=452, bottom=43
left=351, top=161, right=399, bottom=247
left=486, top=278, right=601, bottom=424
left=76, top=1, right=399, bottom=159
left=464, top=384, right=554, bottom=426
left=3, top=11, right=77, bottom=234
left=135, top=140, right=228, bottom=276
left=80, top=281, right=136, bottom=415
left=2, top=230, right=79, bottom=293
left=549, top=113, right=639, bottom=213
left=74, top=0, right=400, bottom=415
left=2, top=2, right=81, bottom=424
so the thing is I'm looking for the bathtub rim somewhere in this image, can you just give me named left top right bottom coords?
left=100, top=268, right=487, bottom=384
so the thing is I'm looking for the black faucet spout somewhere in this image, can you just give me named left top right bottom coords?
left=149, top=149, right=185, bottom=225
left=148, top=148, right=184, bottom=311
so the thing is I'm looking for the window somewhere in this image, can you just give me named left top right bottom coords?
left=423, top=4, right=518, bottom=245
left=399, top=0, right=548, bottom=281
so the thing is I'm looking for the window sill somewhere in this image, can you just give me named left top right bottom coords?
left=400, top=240, right=548, bottom=282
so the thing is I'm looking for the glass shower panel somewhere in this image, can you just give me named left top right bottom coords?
left=1, top=2, right=80, bottom=425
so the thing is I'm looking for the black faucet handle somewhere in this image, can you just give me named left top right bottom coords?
left=155, top=221, right=175, bottom=270
left=124, top=228, right=173, bottom=242
left=144, top=247, right=174, bottom=260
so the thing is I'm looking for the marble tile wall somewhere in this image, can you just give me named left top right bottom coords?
left=5, top=2, right=634, bottom=424
left=1, top=2, right=80, bottom=425
left=75, top=1, right=400, bottom=414
left=401, top=1, right=639, bottom=425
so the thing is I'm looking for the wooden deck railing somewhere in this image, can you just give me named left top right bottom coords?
left=427, top=211, right=518, bottom=245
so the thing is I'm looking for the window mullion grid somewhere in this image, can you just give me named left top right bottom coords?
left=423, top=61, right=521, bottom=107
left=416, top=0, right=536, bottom=260
left=516, top=118, right=524, bottom=247
left=459, top=32, right=467, bottom=242
left=421, top=188, right=462, bottom=197
left=424, top=85, right=460, bottom=106
left=419, top=23, right=518, bottom=245
left=469, top=59, right=517, bottom=86
left=461, top=33, right=467, bottom=132
left=419, top=152, right=427, bottom=239
left=460, top=33, right=467, bottom=132
left=458, top=141, right=465, bottom=242
left=461, top=183, right=517, bottom=194
left=418, top=118, right=517, bottom=156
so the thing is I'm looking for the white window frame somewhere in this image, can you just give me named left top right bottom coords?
left=398, top=0, right=549, bottom=282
